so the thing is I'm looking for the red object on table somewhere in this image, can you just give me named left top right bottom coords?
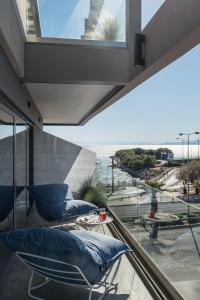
left=99, top=211, right=107, bottom=221
left=149, top=212, right=155, bottom=219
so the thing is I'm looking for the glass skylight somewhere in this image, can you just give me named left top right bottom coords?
left=28, top=0, right=126, bottom=42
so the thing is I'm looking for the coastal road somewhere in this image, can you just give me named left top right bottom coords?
left=160, top=168, right=181, bottom=190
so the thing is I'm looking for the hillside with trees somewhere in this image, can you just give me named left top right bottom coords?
left=115, top=148, right=173, bottom=173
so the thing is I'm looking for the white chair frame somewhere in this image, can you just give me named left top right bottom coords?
left=16, top=251, right=121, bottom=300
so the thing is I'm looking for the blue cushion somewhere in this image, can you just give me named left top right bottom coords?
left=65, top=188, right=74, bottom=201
left=0, top=185, right=24, bottom=221
left=27, top=184, right=69, bottom=221
left=2, top=228, right=131, bottom=284
left=71, top=230, right=131, bottom=270
left=2, top=228, right=84, bottom=257
left=64, top=200, right=97, bottom=218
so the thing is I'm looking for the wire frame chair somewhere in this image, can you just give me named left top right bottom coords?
left=16, top=251, right=121, bottom=300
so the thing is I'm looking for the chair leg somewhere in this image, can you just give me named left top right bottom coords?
left=97, top=258, right=121, bottom=300
left=28, top=272, right=49, bottom=300
left=88, top=288, right=93, bottom=300
left=97, top=283, right=118, bottom=300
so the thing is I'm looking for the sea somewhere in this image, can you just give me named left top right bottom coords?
left=85, top=144, right=200, bottom=185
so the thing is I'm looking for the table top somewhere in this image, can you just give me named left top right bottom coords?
left=76, top=215, right=113, bottom=226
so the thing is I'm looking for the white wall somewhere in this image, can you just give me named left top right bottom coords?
left=34, top=129, right=96, bottom=192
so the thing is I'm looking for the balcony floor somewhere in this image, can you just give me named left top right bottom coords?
left=0, top=225, right=153, bottom=300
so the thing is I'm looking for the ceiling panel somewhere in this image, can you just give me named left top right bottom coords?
left=26, top=83, right=116, bottom=124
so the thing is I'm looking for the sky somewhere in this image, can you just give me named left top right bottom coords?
left=42, top=0, right=200, bottom=146
left=38, top=0, right=125, bottom=40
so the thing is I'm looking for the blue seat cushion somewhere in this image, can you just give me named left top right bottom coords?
left=0, top=185, right=24, bottom=221
left=27, top=184, right=69, bottom=221
left=2, top=228, right=131, bottom=284
left=64, top=200, right=97, bottom=218
left=65, top=188, right=74, bottom=201
left=71, top=230, right=131, bottom=270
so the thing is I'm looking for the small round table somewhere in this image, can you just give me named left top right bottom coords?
left=76, top=215, right=113, bottom=234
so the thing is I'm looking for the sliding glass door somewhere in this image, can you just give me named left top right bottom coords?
left=0, top=104, right=30, bottom=231
left=0, top=108, right=14, bottom=231
left=15, top=119, right=29, bottom=229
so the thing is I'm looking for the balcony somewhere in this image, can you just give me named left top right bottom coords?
left=0, top=223, right=153, bottom=300
left=2, top=173, right=199, bottom=299
left=106, top=181, right=200, bottom=300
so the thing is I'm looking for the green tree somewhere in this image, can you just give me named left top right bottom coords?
left=177, top=160, right=200, bottom=185
left=143, top=156, right=155, bottom=168
left=146, top=180, right=164, bottom=190
left=132, top=160, right=144, bottom=170
left=155, top=148, right=172, bottom=160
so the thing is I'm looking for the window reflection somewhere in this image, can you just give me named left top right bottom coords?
left=0, top=108, right=14, bottom=231
left=28, top=0, right=126, bottom=42
left=15, top=121, right=29, bottom=228
left=0, top=106, right=30, bottom=231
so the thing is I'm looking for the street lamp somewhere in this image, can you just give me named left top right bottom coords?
left=195, top=132, right=200, bottom=198
left=179, top=132, right=200, bottom=202
left=195, top=131, right=200, bottom=160
left=176, top=137, right=184, bottom=165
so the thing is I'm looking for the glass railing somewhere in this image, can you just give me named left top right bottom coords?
left=106, top=180, right=200, bottom=300
left=27, top=0, right=126, bottom=42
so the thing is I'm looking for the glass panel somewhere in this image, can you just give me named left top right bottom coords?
left=15, top=120, right=29, bottom=228
left=107, top=179, right=200, bottom=300
left=27, top=0, right=126, bottom=42
left=0, top=107, right=14, bottom=231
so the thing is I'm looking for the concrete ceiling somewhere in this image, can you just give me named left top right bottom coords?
left=26, top=83, right=117, bottom=125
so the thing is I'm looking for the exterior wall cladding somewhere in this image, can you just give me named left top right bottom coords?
left=34, top=129, right=96, bottom=192
left=0, top=0, right=97, bottom=194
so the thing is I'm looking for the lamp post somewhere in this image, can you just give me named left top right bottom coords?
left=195, top=132, right=200, bottom=198
left=176, top=137, right=184, bottom=165
left=179, top=132, right=200, bottom=203
left=195, top=132, right=200, bottom=161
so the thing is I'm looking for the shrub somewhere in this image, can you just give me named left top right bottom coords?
left=143, top=156, right=155, bottom=168
left=79, top=177, right=107, bottom=208
left=78, top=176, right=92, bottom=200
left=146, top=180, right=164, bottom=190
left=132, top=160, right=144, bottom=170
left=84, top=186, right=107, bottom=208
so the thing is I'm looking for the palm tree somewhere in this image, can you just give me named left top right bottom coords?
left=96, top=17, right=120, bottom=41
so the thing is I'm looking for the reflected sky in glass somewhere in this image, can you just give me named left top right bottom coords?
left=38, top=0, right=125, bottom=41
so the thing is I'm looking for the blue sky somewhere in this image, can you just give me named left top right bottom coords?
left=38, top=0, right=125, bottom=40
left=43, top=1, right=200, bottom=145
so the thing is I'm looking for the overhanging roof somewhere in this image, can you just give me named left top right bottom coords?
left=20, top=0, right=200, bottom=126
left=24, top=39, right=129, bottom=125
left=26, top=83, right=122, bottom=125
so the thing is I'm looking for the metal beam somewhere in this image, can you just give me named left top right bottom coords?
left=24, top=39, right=130, bottom=85
left=82, top=0, right=200, bottom=124
left=126, top=0, right=141, bottom=79
left=0, top=0, right=26, bottom=77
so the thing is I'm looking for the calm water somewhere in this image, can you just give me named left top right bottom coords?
left=86, top=144, right=200, bottom=185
